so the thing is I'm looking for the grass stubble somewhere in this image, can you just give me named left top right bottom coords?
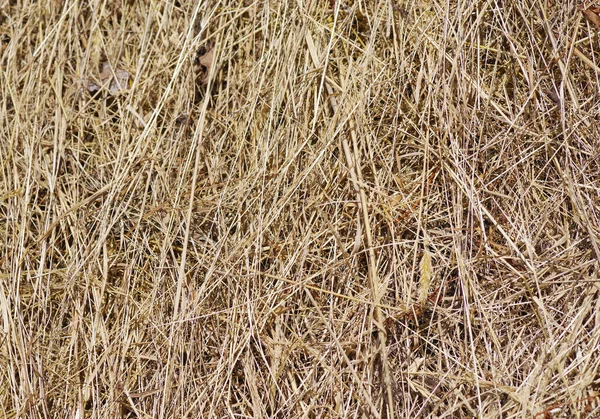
left=1, top=0, right=600, bottom=417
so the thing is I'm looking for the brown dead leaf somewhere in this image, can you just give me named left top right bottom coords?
left=195, top=46, right=214, bottom=86
left=86, top=61, right=131, bottom=95
left=582, top=8, right=600, bottom=28
left=86, top=78, right=101, bottom=93
left=545, top=89, right=560, bottom=105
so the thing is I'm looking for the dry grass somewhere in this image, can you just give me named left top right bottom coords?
left=2, top=0, right=600, bottom=417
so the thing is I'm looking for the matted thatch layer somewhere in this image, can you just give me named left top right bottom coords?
left=1, top=0, right=600, bottom=417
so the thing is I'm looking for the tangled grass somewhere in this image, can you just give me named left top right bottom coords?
left=2, top=0, right=600, bottom=417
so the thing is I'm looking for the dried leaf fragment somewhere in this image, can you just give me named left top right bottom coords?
left=194, top=45, right=214, bottom=86
left=582, top=8, right=600, bottom=28
left=86, top=61, right=131, bottom=95
left=545, top=89, right=560, bottom=105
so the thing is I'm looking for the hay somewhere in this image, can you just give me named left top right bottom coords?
left=1, top=0, right=600, bottom=417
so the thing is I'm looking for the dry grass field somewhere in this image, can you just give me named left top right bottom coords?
left=2, top=0, right=600, bottom=417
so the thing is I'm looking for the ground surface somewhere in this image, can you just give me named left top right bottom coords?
left=2, top=0, right=600, bottom=417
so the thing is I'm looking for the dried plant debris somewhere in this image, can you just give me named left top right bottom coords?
left=580, top=3, right=600, bottom=28
left=194, top=44, right=214, bottom=86
left=4, top=1, right=600, bottom=418
left=545, top=88, right=561, bottom=105
left=582, top=8, right=600, bottom=28
left=86, top=61, right=131, bottom=95
left=192, top=16, right=215, bottom=88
